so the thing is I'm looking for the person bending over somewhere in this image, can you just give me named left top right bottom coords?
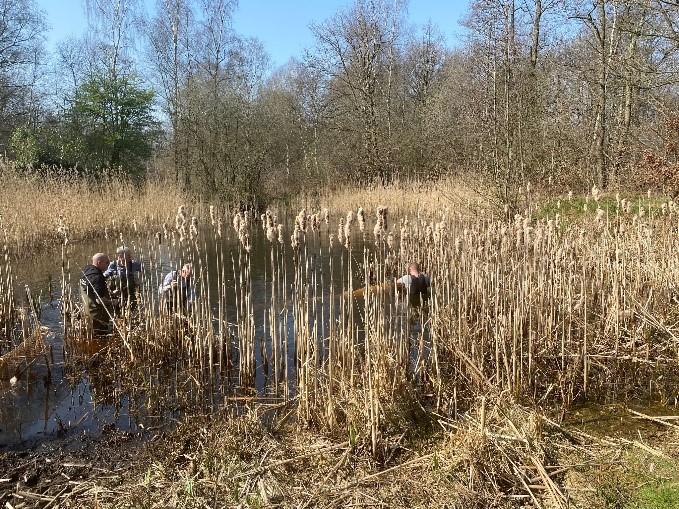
left=395, top=262, right=431, bottom=306
left=160, top=263, right=196, bottom=314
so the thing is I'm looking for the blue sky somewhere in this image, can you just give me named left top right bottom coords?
left=37, top=0, right=467, bottom=68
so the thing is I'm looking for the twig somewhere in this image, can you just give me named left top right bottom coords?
left=629, top=409, right=679, bottom=431
left=231, top=441, right=349, bottom=480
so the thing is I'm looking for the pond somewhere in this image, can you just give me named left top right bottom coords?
left=0, top=218, right=426, bottom=448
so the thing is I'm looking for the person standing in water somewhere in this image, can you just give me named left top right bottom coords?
left=396, top=262, right=431, bottom=306
left=80, top=253, right=116, bottom=337
left=160, top=263, right=196, bottom=314
left=104, top=246, right=142, bottom=313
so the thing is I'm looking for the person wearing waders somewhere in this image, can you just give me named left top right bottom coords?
left=160, top=263, right=195, bottom=315
left=80, top=253, right=116, bottom=337
left=396, top=262, right=431, bottom=306
left=104, top=246, right=142, bottom=313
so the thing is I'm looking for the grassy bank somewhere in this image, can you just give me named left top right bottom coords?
left=306, top=177, right=482, bottom=219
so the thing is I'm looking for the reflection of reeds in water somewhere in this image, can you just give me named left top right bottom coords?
left=0, top=235, right=44, bottom=371
left=0, top=240, right=16, bottom=348
left=50, top=197, right=679, bottom=454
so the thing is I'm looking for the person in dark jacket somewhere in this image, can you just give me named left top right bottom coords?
left=104, top=246, right=142, bottom=313
left=80, top=253, right=116, bottom=337
left=395, top=262, right=431, bottom=306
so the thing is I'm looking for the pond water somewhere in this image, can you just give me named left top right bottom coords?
left=0, top=223, right=423, bottom=449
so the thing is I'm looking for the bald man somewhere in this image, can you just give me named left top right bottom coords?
left=80, top=253, right=115, bottom=337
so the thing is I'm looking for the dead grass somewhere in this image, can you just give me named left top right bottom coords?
left=296, top=176, right=484, bottom=219
left=0, top=162, right=187, bottom=255
left=2, top=398, right=676, bottom=508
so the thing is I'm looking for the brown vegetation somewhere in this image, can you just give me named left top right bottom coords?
left=0, top=163, right=185, bottom=255
left=2, top=179, right=679, bottom=506
left=1, top=398, right=677, bottom=508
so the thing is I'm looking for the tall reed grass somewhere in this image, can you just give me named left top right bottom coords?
left=0, top=161, right=186, bottom=255
left=52, top=188, right=679, bottom=456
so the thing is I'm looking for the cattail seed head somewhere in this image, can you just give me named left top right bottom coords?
left=266, top=224, right=276, bottom=243
left=233, top=212, right=242, bottom=233
left=290, top=224, right=302, bottom=249
left=190, top=216, right=198, bottom=239
left=344, top=211, right=353, bottom=247
left=337, top=218, right=345, bottom=246
left=277, top=224, right=284, bottom=244
left=386, top=232, right=394, bottom=249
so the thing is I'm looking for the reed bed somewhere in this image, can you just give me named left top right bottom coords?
left=53, top=190, right=679, bottom=444
left=0, top=235, right=46, bottom=383
left=0, top=162, right=186, bottom=255
left=2, top=186, right=679, bottom=506
left=0, top=239, right=15, bottom=347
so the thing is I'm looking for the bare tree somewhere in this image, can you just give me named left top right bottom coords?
left=85, top=0, right=140, bottom=79
left=0, top=0, right=45, bottom=144
left=145, top=0, right=195, bottom=186
left=307, top=0, right=406, bottom=183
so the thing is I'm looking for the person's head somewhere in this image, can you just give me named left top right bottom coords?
left=92, top=253, right=110, bottom=271
left=116, top=246, right=132, bottom=264
left=408, top=262, right=421, bottom=276
left=180, top=263, right=193, bottom=279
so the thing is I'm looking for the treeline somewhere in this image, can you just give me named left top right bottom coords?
left=2, top=0, right=679, bottom=204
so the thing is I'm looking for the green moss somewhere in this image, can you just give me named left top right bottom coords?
left=634, top=482, right=679, bottom=509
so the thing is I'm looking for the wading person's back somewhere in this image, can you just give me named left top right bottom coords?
left=396, top=262, right=431, bottom=306
left=104, top=246, right=142, bottom=313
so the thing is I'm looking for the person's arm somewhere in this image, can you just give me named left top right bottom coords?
left=395, top=275, right=408, bottom=295
left=131, top=260, right=142, bottom=273
left=103, top=261, right=116, bottom=278
left=161, top=272, right=175, bottom=293
left=186, top=279, right=197, bottom=304
left=94, top=273, right=114, bottom=305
